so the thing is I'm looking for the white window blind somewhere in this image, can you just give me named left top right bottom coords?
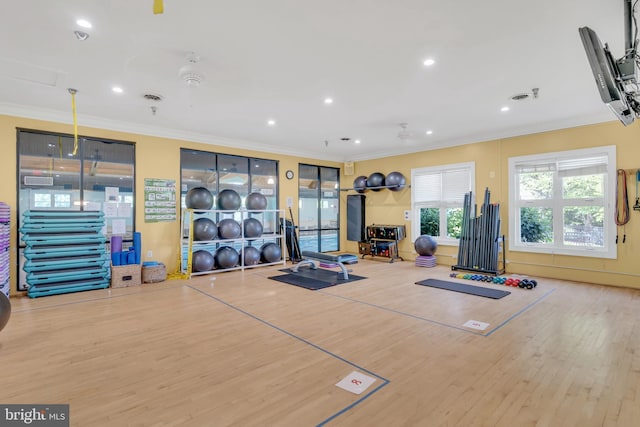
left=557, top=155, right=608, bottom=177
left=413, top=168, right=470, bottom=204
left=515, top=156, right=608, bottom=177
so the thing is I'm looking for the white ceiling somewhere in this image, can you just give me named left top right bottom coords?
left=0, top=0, right=629, bottom=162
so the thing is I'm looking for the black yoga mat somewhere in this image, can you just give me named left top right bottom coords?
left=269, top=267, right=366, bottom=290
left=415, top=278, right=510, bottom=299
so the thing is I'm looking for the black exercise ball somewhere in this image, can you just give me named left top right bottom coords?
left=185, top=187, right=214, bottom=210
left=192, top=250, right=215, bottom=272
left=193, top=218, right=218, bottom=241
left=246, top=192, right=268, bottom=210
left=242, top=246, right=261, bottom=266
left=353, top=175, right=368, bottom=193
left=218, top=218, right=242, bottom=239
left=414, top=235, right=438, bottom=256
left=243, top=217, right=263, bottom=239
left=217, top=189, right=242, bottom=211
left=215, top=246, right=239, bottom=269
left=261, top=242, right=282, bottom=263
left=385, top=171, right=406, bottom=191
left=0, top=292, right=11, bottom=333
left=367, top=172, right=386, bottom=191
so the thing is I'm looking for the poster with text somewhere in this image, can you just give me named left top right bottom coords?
left=144, top=178, right=177, bottom=222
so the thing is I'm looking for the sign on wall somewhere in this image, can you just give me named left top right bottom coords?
left=144, top=178, right=176, bottom=222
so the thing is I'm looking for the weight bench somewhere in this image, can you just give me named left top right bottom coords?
left=292, top=251, right=359, bottom=280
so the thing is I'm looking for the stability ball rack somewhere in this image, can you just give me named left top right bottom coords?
left=179, top=207, right=286, bottom=279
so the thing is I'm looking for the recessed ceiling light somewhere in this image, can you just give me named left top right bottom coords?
left=423, top=58, right=436, bottom=67
left=501, top=106, right=510, bottom=112
left=354, top=139, right=361, bottom=144
left=426, top=130, right=433, bottom=135
left=324, top=97, right=333, bottom=104
left=267, top=119, right=276, bottom=126
left=76, top=19, right=92, bottom=28
left=112, top=86, right=123, bottom=94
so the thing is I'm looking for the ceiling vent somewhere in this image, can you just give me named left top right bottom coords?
left=143, top=93, right=163, bottom=102
left=510, top=87, right=540, bottom=101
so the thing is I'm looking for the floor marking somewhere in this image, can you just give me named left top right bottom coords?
left=464, top=320, right=489, bottom=330
left=336, top=371, right=377, bottom=395
left=187, top=285, right=390, bottom=426
left=484, top=288, right=556, bottom=337
left=319, top=288, right=556, bottom=337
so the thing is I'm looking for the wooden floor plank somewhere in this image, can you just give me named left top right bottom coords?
left=2, top=261, right=640, bottom=426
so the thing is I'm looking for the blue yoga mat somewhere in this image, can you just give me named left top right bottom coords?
left=133, top=232, right=142, bottom=264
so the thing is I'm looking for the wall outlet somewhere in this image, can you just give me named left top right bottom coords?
left=146, top=250, right=153, bottom=258
left=404, top=210, right=410, bottom=221
left=286, top=197, right=293, bottom=208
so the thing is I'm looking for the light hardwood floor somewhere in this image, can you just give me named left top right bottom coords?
left=2, top=260, right=640, bottom=426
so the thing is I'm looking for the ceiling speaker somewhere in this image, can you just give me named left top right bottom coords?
left=344, top=161, right=355, bottom=176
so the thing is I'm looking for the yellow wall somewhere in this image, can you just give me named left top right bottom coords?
left=4, top=114, right=640, bottom=293
left=349, top=121, right=640, bottom=288
left=0, top=114, right=340, bottom=295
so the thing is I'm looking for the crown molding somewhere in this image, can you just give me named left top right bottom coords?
left=0, top=102, right=340, bottom=162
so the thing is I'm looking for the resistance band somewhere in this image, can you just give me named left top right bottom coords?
left=615, top=169, right=630, bottom=243
left=68, top=89, right=78, bottom=156
left=635, top=170, right=640, bottom=210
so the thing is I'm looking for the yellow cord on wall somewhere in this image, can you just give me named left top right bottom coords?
left=68, top=88, right=79, bottom=156
left=153, top=0, right=164, bottom=14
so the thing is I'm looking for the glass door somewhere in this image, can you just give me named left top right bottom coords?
left=298, top=164, right=340, bottom=252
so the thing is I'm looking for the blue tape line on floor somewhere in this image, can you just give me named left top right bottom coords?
left=187, top=285, right=390, bottom=426
left=318, top=287, right=556, bottom=337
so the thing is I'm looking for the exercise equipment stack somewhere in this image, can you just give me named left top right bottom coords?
left=180, top=187, right=284, bottom=277
left=452, top=188, right=505, bottom=275
left=414, top=235, right=437, bottom=267
left=0, top=202, right=9, bottom=297
left=352, top=171, right=407, bottom=193
left=20, top=210, right=110, bottom=297
left=449, top=272, right=538, bottom=290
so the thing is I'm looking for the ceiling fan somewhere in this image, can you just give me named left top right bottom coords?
left=397, top=123, right=414, bottom=141
left=178, top=52, right=205, bottom=87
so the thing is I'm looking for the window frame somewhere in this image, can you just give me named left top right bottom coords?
left=411, top=161, right=475, bottom=244
left=508, top=145, right=616, bottom=259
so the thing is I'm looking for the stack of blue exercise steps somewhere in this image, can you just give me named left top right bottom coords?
left=21, top=210, right=110, bottom=298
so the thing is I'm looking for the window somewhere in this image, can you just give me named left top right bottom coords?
left=18, top=130, right=136, bottom=239
left=298, top=164, right=340, bottom=252
left=179, top=149, right=279, bottom=242
left=508, top=146, right=616, bottom=258
left=17, top=129, right=136, bottom=292
left=411, top=162, right=475, bottom=243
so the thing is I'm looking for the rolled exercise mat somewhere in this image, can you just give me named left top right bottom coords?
left=127, top=249, right=135, bottom=265
left=111, top=236, right=122, bottom=266
left=133, top=232, right=142, bottom=264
